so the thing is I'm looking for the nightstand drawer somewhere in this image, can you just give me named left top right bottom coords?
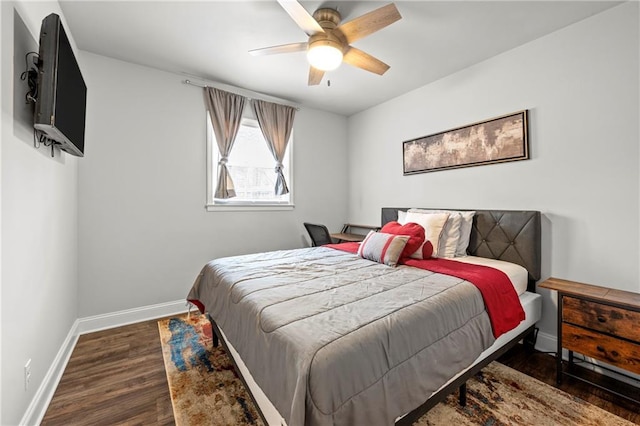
left=563, top=323, right=640, bottom=374
left=563, top=296, right=640, bottom=343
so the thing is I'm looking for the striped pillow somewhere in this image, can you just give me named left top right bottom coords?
left=357, top=231, right=410, bottom=267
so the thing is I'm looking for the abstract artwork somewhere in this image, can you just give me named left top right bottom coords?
left=403, top=111, right=529, bottom=174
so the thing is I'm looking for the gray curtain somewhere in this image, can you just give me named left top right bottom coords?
left=251, top=99, right=296, bottom=195
left=204, top=87, right=246, bottom=199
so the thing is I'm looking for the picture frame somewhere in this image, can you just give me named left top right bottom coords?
left=403, top=110, right=529, bottom=175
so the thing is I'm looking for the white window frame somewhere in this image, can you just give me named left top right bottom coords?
left=205, top=115, right=294, bottom=211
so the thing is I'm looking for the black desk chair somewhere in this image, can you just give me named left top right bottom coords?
left=303, top=223, right=334, bottom=247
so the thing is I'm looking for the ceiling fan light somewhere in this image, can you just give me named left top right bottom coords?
left=307, top=45, right=343, bottom=71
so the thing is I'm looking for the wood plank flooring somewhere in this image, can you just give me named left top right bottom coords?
left=41, top=318, right=174, bottom=426
left=41, top=317, right=640, bottom=425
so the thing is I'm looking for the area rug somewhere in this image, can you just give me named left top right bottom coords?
left=159, top=313, right=634, bottom=426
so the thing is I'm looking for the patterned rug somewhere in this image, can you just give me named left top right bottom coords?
left=159, top=313, right=634, bottom=426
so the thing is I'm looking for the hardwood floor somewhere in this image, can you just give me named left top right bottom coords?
left=41, top=318, right=174, bottom=426
left=41, top=317, right=640, bottom=425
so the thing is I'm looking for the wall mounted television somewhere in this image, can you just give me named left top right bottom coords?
left=34, top=13, right=87, bottom=157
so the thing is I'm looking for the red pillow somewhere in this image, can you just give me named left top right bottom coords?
left=421, top=240, right=434, bottom=259
left=380, top=221, right=426, bottom=259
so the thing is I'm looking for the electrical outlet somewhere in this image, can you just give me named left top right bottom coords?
left=24, top=359, right=32, bottom=391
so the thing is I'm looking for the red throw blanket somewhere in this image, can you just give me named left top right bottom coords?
left=326, top=242, right=525, bottom=338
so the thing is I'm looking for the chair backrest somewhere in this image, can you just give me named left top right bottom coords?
left=303, top=223, right=333, bottom=247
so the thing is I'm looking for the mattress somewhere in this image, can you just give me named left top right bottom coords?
left=453, top=255, right=529, bottom=295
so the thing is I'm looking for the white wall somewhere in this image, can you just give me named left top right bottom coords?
left=1, top=1, right=80, bottom=425
left=346, top=2, right=639, bottom=342
left=77, top=52, right=349, bottom=317
left=0, top=4, right=5, bottom=424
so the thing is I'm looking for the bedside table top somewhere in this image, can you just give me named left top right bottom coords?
left=539, top=277, right=640, bottom=311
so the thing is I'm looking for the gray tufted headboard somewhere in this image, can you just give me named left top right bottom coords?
left=381, top=208, right=541, bottom=292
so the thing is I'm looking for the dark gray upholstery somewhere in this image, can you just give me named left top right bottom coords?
left=304, top=222, right=334, bottom=246
left=381, top=208, right=541, bottom=291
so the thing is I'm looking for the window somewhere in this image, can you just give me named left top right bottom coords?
left=206, top=116, right=293, bottom=211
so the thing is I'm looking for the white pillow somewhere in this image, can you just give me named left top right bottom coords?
left=397, top=210, right=407, bottom=224
left=408, top=209, right=462, bottom=258
left=408, top=209, right=476, bottom=257
left=455, top=211, right=476, bottom=256
left=400, top=212, right=450, bottom=258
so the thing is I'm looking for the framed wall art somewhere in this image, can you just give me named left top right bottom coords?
left=403, top=110, right=529, bottom=175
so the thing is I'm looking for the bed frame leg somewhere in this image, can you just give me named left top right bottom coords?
left=523, top=327, right=538, bottom=352
left=458, top=383, right=467, bottom=406
left=206, top=314, right=220, bottom=348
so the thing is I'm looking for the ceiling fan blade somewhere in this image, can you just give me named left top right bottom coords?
left=343, top=47, right=390, bottom=75
left=337, top=3, right=401, bottom=44
left=308, top=66, right=325, bottom=86
left=277, top=0, right=324, bottom=36
left=249, top=42, right=308, bottom=56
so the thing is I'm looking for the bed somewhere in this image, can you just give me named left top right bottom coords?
left=187, top=208, right=542, bottom=426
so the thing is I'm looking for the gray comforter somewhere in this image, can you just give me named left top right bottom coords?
left=187, top=247, right=495, bottom=426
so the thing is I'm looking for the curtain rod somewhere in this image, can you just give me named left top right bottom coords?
left=182, top=79, right=300, bottom=111
left=183, top=79, right=207, bottom=88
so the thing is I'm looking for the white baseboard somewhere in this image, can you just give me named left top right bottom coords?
left=20, top=319, right=79, bottom=426
left=20, top=299, right=189, bottom=425
left=534, top=330, right=557, bottom=354
left=77, top=299, right=189, bottom=335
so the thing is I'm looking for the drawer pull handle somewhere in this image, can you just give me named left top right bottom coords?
left=597, top=316, right=607, bottom=323
left=597, top=345, right=605, bottom=352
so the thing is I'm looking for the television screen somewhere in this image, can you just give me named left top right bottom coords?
left=34, top=13, right=87, bottom=157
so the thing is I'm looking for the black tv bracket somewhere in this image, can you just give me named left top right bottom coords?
left=20, top=51, right=39, bottom=104
left=21, top=52, right=57, bottom=157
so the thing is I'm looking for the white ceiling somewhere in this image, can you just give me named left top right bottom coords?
left=59, top=1, right=621, bottom=116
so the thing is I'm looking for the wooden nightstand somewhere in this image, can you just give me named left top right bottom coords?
left=539, top=277, right=640, bottom=404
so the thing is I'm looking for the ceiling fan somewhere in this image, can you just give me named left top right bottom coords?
left=249, top=0, right=402, bottom=86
